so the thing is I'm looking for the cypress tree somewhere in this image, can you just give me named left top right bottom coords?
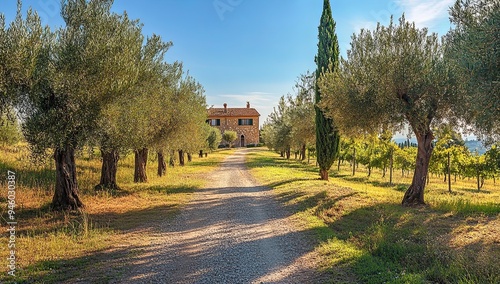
left=315, top=0, right=340, bottom=180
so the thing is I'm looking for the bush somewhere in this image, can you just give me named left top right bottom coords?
left=0, top=114, right=22, bottom=145
left=222, top=130, right=237, bottom=147
left=246, top=143, right=264, bottom=148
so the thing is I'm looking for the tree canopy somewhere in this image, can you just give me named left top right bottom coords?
left=222, top=130, right=238, bottom=147
left=448, top=0, right=500, bottom=143
left=319, top=15, right=463, bottom=205
left=262, top=72, right=315, bottom=160
left=1, top=0, right=207, bottom=209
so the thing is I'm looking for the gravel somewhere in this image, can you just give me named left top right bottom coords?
left=113, top=148, right=328, bottom=284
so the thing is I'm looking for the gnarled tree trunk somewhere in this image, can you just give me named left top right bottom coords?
left=169, top=150, right=175, bottom=167
left=96, top=148, right=120, bottom=190
left=178, top=150, right=185, bottom=166
left=389, top=149, right=393, bottom=186
left=134, top=148, right=148, bottom=183
left=187, top=153, right=192, bottom=162
left=157, top=150, right=166, bottom=177
left=352, top=147, right=356, bottom=176
left=52, top=146, right=84, bottom=210
left=447, top=152, right=452, bottom=193
left=402, top=131, right=433, bottom=206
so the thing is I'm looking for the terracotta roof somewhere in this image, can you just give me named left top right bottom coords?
left=207, top=107, right=260, bottom=117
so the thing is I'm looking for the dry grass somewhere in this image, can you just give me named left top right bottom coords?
left=247, top=149, right=500, bottom=283
left=0, top=144, right=233, bottom=283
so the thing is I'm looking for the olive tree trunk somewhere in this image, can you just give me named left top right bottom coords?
left=402, top=131, right=433, bottom=206
left=134, top=148, right=148, bottom=183
left=389, top=149, right=394, bottom=186
left=169, top=150, right=175, bottom=167
left=178, top=150, right=185, bottom=166
left=52, top=146, right=84, bottom=210
left=352, top=147, right=356, bottom=176
left=301, top=144, right=306, bottom=161
left=157, top=150, right=166, bottom=177
left=96, top=148, right=120, bottom=190
left=447, top=151, right=452, bottom=193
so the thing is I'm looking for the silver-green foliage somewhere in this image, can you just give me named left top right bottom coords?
left=319, top=15, right=462, bottom=135
left=17, top=0, right=140, bottom=154
left=222, top=130, right=237, bottom=147
left=168, top=75, right=207, bottom=154
left=262, top=96, right=292, bottom=153
left=0, top=110, right=22, bottom=145
left=262, top=72, right=315, bottom=154
left=207, top=126, right=222, bottom=151
left=319, top=15, right=463, bottom=205
left=288, top=72, right=316, bottom=151
left=448, top=0, right=500, bottom=143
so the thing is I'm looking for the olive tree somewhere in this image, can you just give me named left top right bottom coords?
left=0, top=110, right=22, bottom=145
left=16, top=0, right=134, bottom=209
left=124, top=36, right=177, bottom=182
left=0, top=5, right=39, bottom=117
left=0, top=13, right=10, bottom=116
left=160, top=74, right=207, bottom=168
left=91, top=12, right=144, bottom=190
left=206, top=126, right=222, bottom=152
left=262, top=96, right=292, bottom=158
left=222, top=130, right=238, bottom=148
left=448, top=0, right=499, bottom=144
left=288, top=72, right=316, bottom=161
left=100, top=36, right=185, bottom=182
left=319, top=16, right=464, bottom=206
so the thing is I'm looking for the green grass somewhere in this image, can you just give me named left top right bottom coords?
left=0, top=144, right=233, bottom=283
left=247, top=149, right=500, bottom=284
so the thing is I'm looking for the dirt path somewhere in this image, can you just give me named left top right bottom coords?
left=114, top=149, right=327, bottom=283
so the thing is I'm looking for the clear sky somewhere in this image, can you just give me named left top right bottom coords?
left=1, top=0, right=455, bottom=128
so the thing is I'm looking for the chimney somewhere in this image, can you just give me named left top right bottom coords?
left=223, top=103, right=227, bottom=113
left=246, top=101, right=250, bottom=108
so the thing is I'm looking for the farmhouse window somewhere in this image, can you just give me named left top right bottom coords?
left=238, top=119, right=253, bottom=126
left=207, top=119, right=220, bottom=126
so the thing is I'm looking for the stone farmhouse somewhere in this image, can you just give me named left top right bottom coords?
left=207, top=102, right=260, bottom=147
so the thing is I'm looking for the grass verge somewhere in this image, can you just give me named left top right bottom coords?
left=0, top=144, right=233, bottom=283
left=247, top=149, right=499, bottom=284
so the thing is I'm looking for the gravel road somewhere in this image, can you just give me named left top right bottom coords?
left=115, top=148, right=327, bottom=284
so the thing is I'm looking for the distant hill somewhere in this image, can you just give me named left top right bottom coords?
left=392, top=138, right=417, bottom=146
left=464, top=140, right=487, bottom=154
left=392, top=138, right=488, bottom=155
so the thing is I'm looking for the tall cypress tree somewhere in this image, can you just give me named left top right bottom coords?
left=315, top=0, right=340, bottom=180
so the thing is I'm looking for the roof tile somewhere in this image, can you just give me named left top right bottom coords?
left=207, top=108, right=260, bottom=117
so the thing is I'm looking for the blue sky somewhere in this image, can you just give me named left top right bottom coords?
left=1, top=0, right=455, bottom=128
